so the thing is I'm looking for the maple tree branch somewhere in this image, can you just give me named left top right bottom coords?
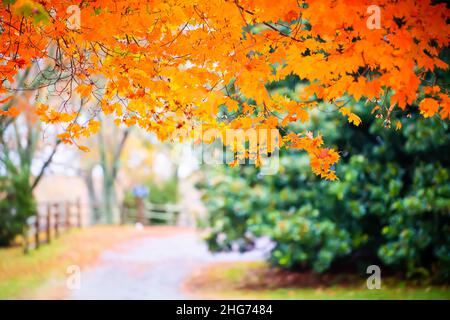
left=262, top=22, right=301, bottom=42
left=31, top=139, right=62, bottom=191
left=233, top=0, right=301, bottom=42
left=160, top=22, right=190, bottom=48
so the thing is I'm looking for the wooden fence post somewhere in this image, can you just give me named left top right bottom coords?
left=35, top=214, right=40, bottom=249
left=46, top=204, right=51, bottom=243
left=23, top=227, right=29, bottom=254
left=136, top=197, right=145, bottom=225
left=54, top=203, right=60, bottom=238
left=120, top=202, right=125, bottom=225
left=21, top=200, right=86, bottom=255
left=76, top=198, right=82, bottom=228
left=65, top=201, right=71, bottom=229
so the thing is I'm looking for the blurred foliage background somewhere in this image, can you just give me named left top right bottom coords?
left=123, top=176, right=179, bottom=208
left=198, top=98, right=450, bottom=284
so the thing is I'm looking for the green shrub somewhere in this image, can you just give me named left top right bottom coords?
left=123, top=177, right=179, bottom=208
left=0, top=171, right=36, bottom=246
left=147, top=178, right=179, bottom=205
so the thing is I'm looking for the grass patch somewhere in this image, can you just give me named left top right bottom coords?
left=185, top=261, right=450, bottom=300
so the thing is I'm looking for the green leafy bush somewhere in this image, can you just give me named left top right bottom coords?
left=146, top=178, right=179, bottom=205
left=197, top=109, right=450, bottom=282
left=123, top=177, right=179, bottom=208
left=0, top=171, right=36, bottom=246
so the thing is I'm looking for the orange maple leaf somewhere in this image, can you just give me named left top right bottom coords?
left=419, top=98, right=439, bottom=118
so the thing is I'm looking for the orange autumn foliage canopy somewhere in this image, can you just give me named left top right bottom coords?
left=0, top=0, right=449, bottom=180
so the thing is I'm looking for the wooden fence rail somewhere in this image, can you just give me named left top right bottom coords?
left=121, top=199, right=181, bottom=226
left=24, top=199, right=82, bottom=254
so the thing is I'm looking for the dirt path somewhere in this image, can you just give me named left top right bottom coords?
left=68, top=227, right=266, bottom=299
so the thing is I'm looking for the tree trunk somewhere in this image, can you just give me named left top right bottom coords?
left=102, top=171, right=118, bottom=224
left=81, top=167, right=100, bottom=224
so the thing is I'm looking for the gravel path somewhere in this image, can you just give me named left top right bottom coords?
left=69, top=228, right=267, bottom=299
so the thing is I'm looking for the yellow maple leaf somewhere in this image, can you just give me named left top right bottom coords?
left=76, top=84, right=94, bottom=98
left=87, top=119, right=101, bottom=134
left=339, top=107, right=361, bottom=126
left=57, top=132, right=72, bottom=144
left=78, top=145, right=90, bottom=152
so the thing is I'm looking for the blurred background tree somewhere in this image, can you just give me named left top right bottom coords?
left=122, top=143, right=180, bottom=209
left=78, top=115, right=130, bottom=224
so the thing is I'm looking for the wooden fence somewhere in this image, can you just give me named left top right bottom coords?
left=24, top=199, right=82, bottom=253
left=121, top=199, right=181, bottom=226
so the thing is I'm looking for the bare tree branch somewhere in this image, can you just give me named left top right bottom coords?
left=31, top=139, right=62, bottom=191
